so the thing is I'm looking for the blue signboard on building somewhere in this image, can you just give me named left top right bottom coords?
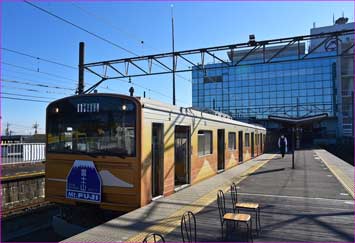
left=66, top=160, right=102, bottom=203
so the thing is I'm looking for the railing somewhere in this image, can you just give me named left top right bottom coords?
left=1, top=143, right=45, bottom=164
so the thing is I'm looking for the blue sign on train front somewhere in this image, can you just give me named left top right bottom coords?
left=66, top=160, right=102, bottom=203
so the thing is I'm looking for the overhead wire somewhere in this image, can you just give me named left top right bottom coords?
left=2, top=61, right=77, bottom=82
left=2, top=78, right=76, bottom=91
left=1, top=47, right=76, bottom=70
left=25, top=0, right=191, bottom=91
left=2, top=92, right=54, bottom=100
left=24, top=0, right=137, bottom=56
left=70, top=3, right=192, bottom=84
left=106, top=77, right=191, bottom=107
left=1, top=7, right=126, bottom=96
left=2, top=70, right=118, bottom=93
left=9, top=125, right=45, bottom=134
left=23, top=1, right=192, bottom=106
left=2, top=84, right=71, bottom=95
left=2, top=96, right=50, bottom=103
left=9, top=123, right=35, bottom=129
left=2, top=47, right=104, bottom=80
left=1, top=68, right=77, bottom=86
left=70, top=3, right=150, bottom=49
left=1, top=49, right=120, bottom=93
left=3, top=70, right=116, bottom=92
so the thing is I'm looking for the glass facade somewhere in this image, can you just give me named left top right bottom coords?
left=192, top=54, right=336, bottom=121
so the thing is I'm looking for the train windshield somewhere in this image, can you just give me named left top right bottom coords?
left=47, top=95, right=137, bottom=157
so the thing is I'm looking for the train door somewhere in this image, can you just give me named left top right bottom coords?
left=260, top=133, right=263, bottom=153
left=238, top=131, right=243, bottom=162
left=152, top=123, right=164, bottom=198
left=251, top=132, right=255, bottom=158
left=174, top=126, right=190, bottom=188
left=217, top=129, right=225, bottom=171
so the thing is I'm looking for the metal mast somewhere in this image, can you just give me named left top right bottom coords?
left=171, top=5, right=176, bottom=105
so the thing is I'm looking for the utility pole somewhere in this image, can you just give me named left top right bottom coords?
left=33, top=122, right=39, bottom=135
left=5, top=123, right=10, bottom=136
left=171, top=4, right=176, bottom=106
left=78, top=42, right=85, bottom=94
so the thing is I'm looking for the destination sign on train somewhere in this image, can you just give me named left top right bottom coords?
left=77, top=103, right=100, bottom=113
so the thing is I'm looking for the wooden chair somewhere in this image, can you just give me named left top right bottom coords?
left=230, top=182, right=261, bottom=233
left=142, top=233, right=165, bottom=243
left=180, top=211, right=197, bottom=242
left=217, top=190, right=253, bottom=242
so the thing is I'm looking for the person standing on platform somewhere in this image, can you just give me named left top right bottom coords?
left=278, top=134, right=288, bottom=158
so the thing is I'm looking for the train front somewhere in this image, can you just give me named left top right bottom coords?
left=45, top=93, right=141, bottom=212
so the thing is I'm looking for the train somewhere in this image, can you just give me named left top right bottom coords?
left=45, top=93, right=266, bottom=212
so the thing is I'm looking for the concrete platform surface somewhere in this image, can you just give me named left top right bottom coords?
left=63, top=150, right=354, bottom=242
left=314, top=149, right=354, bottom=198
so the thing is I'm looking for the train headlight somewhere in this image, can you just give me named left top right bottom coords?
left=55, top=107, right=59, bottom=113
left=122, top=104, right=127, bottom=111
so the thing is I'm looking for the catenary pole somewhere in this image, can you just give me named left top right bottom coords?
left=171, top=5, right=176, bottom=105
left=78, top=42, right=85, bottom=94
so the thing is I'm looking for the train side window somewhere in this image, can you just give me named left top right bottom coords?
left=228, top=132, right=236, bottom=150
left=198, top=130, right=213, bottom=156
left=255, top=134, right=259, bottom=145
left=245, top=133, right=250, bottom=147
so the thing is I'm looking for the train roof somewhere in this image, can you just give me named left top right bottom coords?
left=138, top=97, right=266, bottom=131
left=47, top=93, right=265, bottom=131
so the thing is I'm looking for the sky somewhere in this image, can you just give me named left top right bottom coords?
left=1, top=1, right=354, bottom=135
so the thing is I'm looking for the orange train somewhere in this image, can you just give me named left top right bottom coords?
left=46, top=93, right=266, bottom=212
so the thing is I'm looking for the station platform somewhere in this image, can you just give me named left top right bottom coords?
left=1, top=163, right=45, bottom=181
left=63, top=149, right=354, bottom=242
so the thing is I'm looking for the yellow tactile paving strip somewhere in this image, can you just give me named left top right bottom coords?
left=126, top=155, right=275, bottom=242
left=1, top=171, right=45, bottom=181
left=315, top=152, right=354, bottom=199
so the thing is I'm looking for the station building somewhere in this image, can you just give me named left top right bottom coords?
left=192, top=18, right=354, bottom=145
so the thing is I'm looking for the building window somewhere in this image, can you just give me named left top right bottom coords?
left=198, top=130, right=213, bottom=156
left=228, top=132, right=236, bottom=150
left=203, top=75, right=223, bottom=83
left=245, top=133, right=250, bottom=147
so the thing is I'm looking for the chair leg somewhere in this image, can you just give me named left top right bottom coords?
left=255, top=210, right=259, bottom=235
left=251, top=219, right=254, bottom=242
left=221, top=222, right=224, bottom=240
left=258, top=207, right=261, bottom=232
left=251, top=219, right=253, bottom=242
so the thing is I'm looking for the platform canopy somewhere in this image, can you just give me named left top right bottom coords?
left=268, top=113, right=328, bottom=126
left=268, top=113, right=329, bottom=169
